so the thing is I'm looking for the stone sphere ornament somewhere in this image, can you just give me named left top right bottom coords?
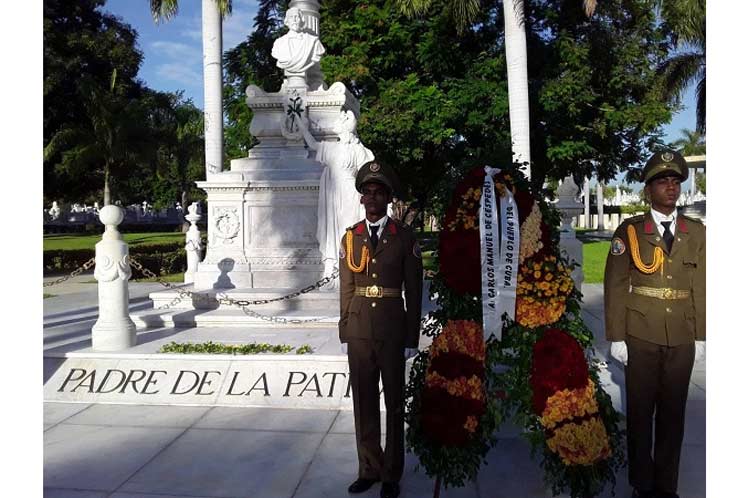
left=99, top=204, right=124, bottom=226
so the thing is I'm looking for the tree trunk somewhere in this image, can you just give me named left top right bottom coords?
left=503, top=0, right=532, bottom=179
left=203, top=0, right=223, bottom=177
left=596, top=181, right=604, bottom=231
left=104, top=165, right=111, bottom=206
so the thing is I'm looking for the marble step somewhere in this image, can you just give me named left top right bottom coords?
left=148, top=285, right=341, bottom=312
left=131, top=307, right=340, bottom=329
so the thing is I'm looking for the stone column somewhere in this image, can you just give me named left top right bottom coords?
left=91, top=205, right=136, bottom=351
left=556, top=176, right=584, bottom=289
left=184, top=202, right=204, bottom=284
left=596, top=181, right=605, bottom=231
left=583, top=177, right=590, bottom=229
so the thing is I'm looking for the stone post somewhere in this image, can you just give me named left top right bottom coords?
left=583, top=177, right=590, bottom=229
left=596, top=181, right=605, bottom=231
left=556, top=176, right=585, bottom=289
left=91, top=205, right=136, bottom=351
left=184, top=202, right=204, bottom=284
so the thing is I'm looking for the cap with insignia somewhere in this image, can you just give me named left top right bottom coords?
left=641, top=149, right=689, bottom=184
left=356, top=161, right=401, bottom=196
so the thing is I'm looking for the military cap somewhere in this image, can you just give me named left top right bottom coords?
left=356, top=161, right=401, bottom=196
left=642, top=149, right=689, bottom=184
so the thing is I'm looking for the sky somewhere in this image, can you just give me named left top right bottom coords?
left=102, top=0, right=698, bottom=189
left=104, top=0, right=259, bottom=109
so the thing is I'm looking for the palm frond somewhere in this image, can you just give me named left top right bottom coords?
left=696, top=75, right=705, bottom=134
left=397, top=0, right=480, bottom=33
left=216, top=0, right=233, bottom=17
left=150, top=0, right=179, bottom=24
left=396, top=0, right=433, bottom=17
left=44, top=127, right=86, bottom=162
left=657, top=51, right=704, bottom=103
left=452, top=0, right=482, bottom=34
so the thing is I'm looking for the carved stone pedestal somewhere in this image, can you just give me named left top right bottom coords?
left=192, top=82, right=361, bottom=291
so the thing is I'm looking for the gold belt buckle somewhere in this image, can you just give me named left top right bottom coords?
left=365, top=285, right=383, bottom=298
left=662, top=288, right=674, bottom=299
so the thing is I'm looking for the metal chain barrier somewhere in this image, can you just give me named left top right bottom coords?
left=43, top=257, right=97, bottom=287
left=128, top=256, right=339, bottom=323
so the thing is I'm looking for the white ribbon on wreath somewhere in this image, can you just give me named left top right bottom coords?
left=479, top=166, right=520, bottom=340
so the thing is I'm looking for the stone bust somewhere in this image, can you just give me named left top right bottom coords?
left=271, top=7, right=326, bottom=89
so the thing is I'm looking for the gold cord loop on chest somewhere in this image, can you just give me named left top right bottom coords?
left=627, top=224, right=664, bottom=274
left=345, top=229, right=369, bottom=273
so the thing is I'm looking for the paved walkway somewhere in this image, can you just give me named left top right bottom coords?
left=43, top=280, right=705, bottom=498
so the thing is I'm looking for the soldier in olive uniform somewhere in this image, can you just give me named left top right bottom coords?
left=339, top=162, right=423, bottom=498
left=604, top=150, right=705, bottom=498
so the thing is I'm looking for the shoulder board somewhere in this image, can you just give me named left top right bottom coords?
left=627, top=214, right=645, bottom=223
left=347, top=221, right=365, bottom=231
left=680, top=214, right=704, bottom=225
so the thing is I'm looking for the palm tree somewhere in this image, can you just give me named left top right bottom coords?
left=669, top=128, right=705, bottom=156
left=396, top=1, right=599, bottom=181
left=43, top=70, right=152, bottom=206
left=656, top=0, right=706, bottom=133
left=150, top=1, right=233, bottom=177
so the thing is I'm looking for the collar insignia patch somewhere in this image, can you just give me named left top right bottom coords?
left=610, top=237, right=626, bottom=256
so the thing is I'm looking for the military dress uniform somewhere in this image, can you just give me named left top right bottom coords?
left=604, top=151, right=705, bottom=498
left=339, top=163, right=423, bottom=488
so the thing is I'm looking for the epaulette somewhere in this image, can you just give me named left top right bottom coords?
left=620, top=214, right=645, bottom=229
left=680, top=214, right=704, bottom=225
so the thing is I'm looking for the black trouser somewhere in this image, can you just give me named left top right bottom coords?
left=347, top=339, right=405, bottom=483
left=625, top=335, right=695, bottom=493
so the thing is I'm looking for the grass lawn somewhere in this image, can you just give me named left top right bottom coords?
left=582, top=241, right=610, bottom=283
left=45, top=230, right=610, bottom=284
left=44, top=232, right=185, bottom=251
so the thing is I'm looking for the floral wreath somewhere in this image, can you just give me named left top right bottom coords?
left=405, top=165, right=625, bottom=498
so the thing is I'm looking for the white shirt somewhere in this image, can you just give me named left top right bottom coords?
left=366, top=215, right=389, bottom=239
left=650, top=208, right=677, bottom=237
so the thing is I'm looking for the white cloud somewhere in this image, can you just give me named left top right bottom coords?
left=150, top=41, right=200, bottom=62
left=222, top=3, right=258, bottom=50
left=181, top=15, right=203, bottom=42
left=155, top=62, right=202, bottom=88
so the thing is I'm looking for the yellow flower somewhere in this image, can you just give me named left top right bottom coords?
left=464, top=416, right=479, bottom=433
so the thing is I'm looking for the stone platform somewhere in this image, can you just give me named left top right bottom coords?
left=43, top=278, right=433, bottom=410
left=42, top=280, right=706, bottom=498
left=130, top=285, right=341, bottom=328
left=45, top=324, right=359, bottom=410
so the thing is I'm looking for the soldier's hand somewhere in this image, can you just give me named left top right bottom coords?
left=340, top=343, right=348, bottom=355
left=404, top=347, right=418, bottom=359
left=610, top=341, right=628, bottom=366
left=695, top=341, right=706, bottom=363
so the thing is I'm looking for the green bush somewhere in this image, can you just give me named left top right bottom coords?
left=158, top=341, right=314, bottom=355
left=619, top=204, right=648, bottom=215
left=43, top=242, right=188, bottom=277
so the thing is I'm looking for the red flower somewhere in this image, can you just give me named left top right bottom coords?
left=421, top=386, right=486, bottom=446
left=530, top=328, right=589, bottom=414
left=430, top=352, right=485, bottom=380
